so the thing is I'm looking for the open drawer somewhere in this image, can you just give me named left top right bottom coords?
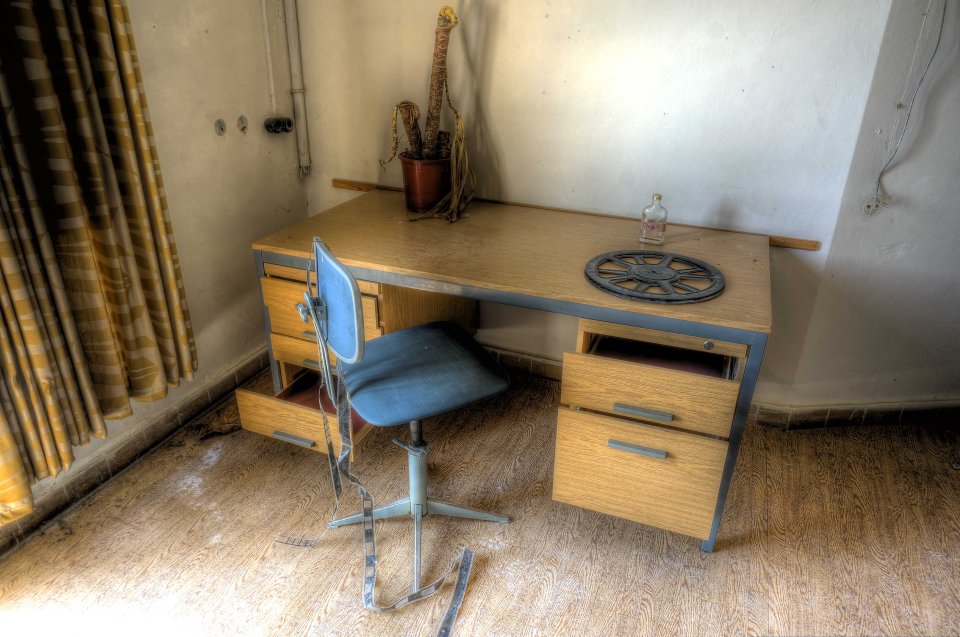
left=562, top=319, right=746, bottom=438
left=236, top=371, right=374, bottom=456
left=561, top=351, right=740, bottom=438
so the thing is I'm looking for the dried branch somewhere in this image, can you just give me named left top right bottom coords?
left=422, top=6, right=458, bottom=159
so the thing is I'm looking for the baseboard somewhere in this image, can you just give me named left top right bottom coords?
left=484, top=346, right=563, bottom=381
left=0, top=347, right=269, bottom=557
left=753, top=401, right=960, bottom=430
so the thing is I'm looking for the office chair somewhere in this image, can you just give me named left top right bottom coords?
left=300, top=237, right=510, bottom=592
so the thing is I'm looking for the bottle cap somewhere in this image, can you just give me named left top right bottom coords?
left=652, top=193, right=662, bottom=200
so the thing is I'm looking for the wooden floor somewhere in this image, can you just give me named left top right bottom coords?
left=1, top=371, right=958, bottom=636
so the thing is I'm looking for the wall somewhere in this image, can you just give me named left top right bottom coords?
left=27, top=0, right=308, bottom=505
left=786, top=0, right=960, bottom=407
left=298, top=0, right=902, bottom=406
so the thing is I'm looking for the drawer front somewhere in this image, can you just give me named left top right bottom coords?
left=577, top=319, right=748, bottom=359
left=236, top=387, right=344, bottom=455
left=270, top=332, right=353, bottom=369
left=270, top=333, right=327, bottom=370
left=261, top=277, right=383, bottom=341
left=552, top=407, right=727, bottom=539
left=560, top=352, right=739, bottom=438
left=262, top=262, right=380, bottom=296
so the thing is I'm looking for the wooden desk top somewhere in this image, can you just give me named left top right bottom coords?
left=254, top=190, right=772, bottom=334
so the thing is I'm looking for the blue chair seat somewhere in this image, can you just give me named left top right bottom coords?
left=340, top=321, right=509, bottom=427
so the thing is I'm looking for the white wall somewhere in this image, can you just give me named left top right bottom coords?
left=298, top=0, right=906, bottom=405
left=786, top=0, right=960, bottom=407
left=30, top=0, right=309, bottom=501
left=131, top=0, right=308, bottom=365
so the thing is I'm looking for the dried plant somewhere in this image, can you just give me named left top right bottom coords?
left=381, top=6, right=477, bottom=222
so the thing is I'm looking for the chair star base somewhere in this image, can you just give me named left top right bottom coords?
left=328, top=497, right=510, bottom=528
left=328, top=420, right=508, bottom=591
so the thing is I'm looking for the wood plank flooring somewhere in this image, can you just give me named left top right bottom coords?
left=0, top=371, right=958, bottom=636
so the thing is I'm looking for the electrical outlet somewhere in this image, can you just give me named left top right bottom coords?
left=863, top=195, right=886, bottom=216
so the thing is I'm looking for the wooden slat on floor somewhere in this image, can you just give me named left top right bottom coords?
left=1, top=371, right=958, bottom=636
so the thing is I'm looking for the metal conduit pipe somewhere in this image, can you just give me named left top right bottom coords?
left=283, top=0, right=312, bottom=177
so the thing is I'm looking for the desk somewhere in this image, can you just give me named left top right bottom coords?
left=244, top=190, right=771, bottom=551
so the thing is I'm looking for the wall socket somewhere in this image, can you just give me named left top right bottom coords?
left=863, top=195, right=887, bottom=216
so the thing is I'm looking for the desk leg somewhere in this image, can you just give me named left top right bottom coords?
left=701, top=332, right=767, bottom=552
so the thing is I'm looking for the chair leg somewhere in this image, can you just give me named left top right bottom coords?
left=426, top=499, right=509, bottom=524
left=413, top=503, right=423, bottom=592
left=327, top=497, right=411, bottom=528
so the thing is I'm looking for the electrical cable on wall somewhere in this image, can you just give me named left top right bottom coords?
left=867, top=0, right=948, bottom=215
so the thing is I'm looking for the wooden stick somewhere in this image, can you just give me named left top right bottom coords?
left=330, top=178, right=821, bottom=251
left=422, top=7, right=457, bottom=159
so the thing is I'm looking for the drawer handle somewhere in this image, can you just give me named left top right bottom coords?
left=302, top=330, right=318, bottom=340
left=613, top=402, right=674, bottom=423
left=301, top=358, right=322, bottom=370
left=271, top=431, right=316, bottom=448
left=608, top=439, right=668, bottom=460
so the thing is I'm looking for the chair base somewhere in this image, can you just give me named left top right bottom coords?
left=328, top=497, right=509, bottom=528
left=327, top=420, right=508, bottom=592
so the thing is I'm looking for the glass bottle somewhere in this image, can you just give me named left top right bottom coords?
left=639, top=193, right=667, bottom=245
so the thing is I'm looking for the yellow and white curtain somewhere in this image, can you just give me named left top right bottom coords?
left=0, top=1, right=196, bottom=525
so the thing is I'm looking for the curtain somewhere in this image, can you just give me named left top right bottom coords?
left=0, top=1, right=196, bottom=526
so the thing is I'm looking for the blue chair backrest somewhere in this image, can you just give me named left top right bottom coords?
left=312, top=237, right=364, bottom=364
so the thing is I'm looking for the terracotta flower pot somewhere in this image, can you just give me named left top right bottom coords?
left=399, top=152, right=451, bottom=213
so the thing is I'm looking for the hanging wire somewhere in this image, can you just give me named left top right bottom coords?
left=873, top=0, right=948, bottom=202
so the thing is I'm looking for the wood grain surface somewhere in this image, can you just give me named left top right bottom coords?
left=2, top=371, right=958, bottom=636
left=236, top=380, right=373, bottom=457
left=261, top=277, right=383, bottom=341
left=262, top=262, right=381, bottom=297
left=561, top=352, right=740, bottom=437
left=253, top=190, right=772, bottom=333
left=379, top=284, right=477, bottom=335
left=553, top=407, right=727, bottom=539
left=577, top=318, right=748, bottom=359
left=270, top=332, right=327, bottom=369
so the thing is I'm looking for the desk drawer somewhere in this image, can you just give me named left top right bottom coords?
left=560, top=352, right=739, bottom=438
left=263, top=263, right=380, bottom=296
left=236, top=371, right=372, bottom=456
left=271, top=332, right=354, bottom=370
left=271, top=332, right=322, bottom=369
left=552, top=407, right=727, bottom=540
left=261, top=277, right=383, bottom=341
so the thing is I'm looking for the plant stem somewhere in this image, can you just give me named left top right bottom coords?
left=398, top=102, right=423, bottom=158
left=422, top=6, right=457, bottom=159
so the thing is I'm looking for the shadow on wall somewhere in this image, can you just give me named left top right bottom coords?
left=458, top=0, right=503, bottom=200
left=707, top=196, right=749, bottom=234
left=760, top=247, right=827, bottom=397
left=699, top=197, right=820, bottom=404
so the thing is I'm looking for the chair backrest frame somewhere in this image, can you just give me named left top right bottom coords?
left=310, top=237, right=365, bottom=365
left=298, top=238, right=364, bottom=405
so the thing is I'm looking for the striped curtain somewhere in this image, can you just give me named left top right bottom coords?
left=0, top=1, right=196, bottom=526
